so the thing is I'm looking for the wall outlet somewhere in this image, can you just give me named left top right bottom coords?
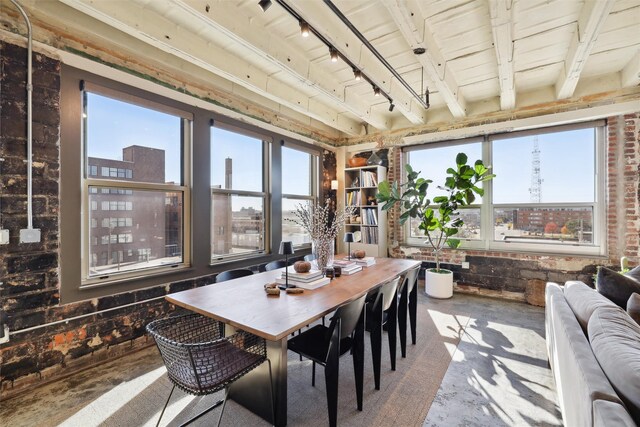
left=0, top=229, right=8, bottom=245
left=461, top=261, right=470, bottom=269
left=20, top=228, right=41, bottom=243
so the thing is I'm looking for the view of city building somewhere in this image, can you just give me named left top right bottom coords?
left=88, top=145, right=183, bottom=275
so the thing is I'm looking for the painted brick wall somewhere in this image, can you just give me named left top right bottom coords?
left=387, top=113, right=640, bottom=299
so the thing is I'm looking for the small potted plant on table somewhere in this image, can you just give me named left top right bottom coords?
left=376, top=153, right=494, bottom=298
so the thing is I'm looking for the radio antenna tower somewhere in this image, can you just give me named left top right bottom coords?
left=529, top=136, right=542, bottom=202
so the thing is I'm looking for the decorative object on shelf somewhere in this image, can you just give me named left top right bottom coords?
left=331, top=180, right=339, bottom=191
left=278, top=241, right=294, bottom=290
left=344, top=232, right=354, bottom=260
left=377, top=153, right=495, bottom=299
left=367, top=196, right=376, bottom=205
left=348, top=157, right=367, bottom=167
left=352, top=249, right=366, bottom=259
left=367, top=150, right=382, bottom=166
left=286, top=200, right=355, bottom=271
left=293, top=260, right=311, bottom=273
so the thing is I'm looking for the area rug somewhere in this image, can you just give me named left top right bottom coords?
left=0, top=292, right=470, bottom=427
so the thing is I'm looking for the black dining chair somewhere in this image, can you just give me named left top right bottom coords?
left=366, top=276, right=401, bottom=390
left=287, top=294, right=367, bottom=427
left=398, top=266, right=420, bottom=357
left=214, top=268, right=253, bottom=283
left=147, top=313, right=274, bottom=427
left=262, top=260, right=287, bottom=272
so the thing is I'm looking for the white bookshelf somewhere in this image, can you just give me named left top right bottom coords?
left=343, top=165, right=387, bottom=257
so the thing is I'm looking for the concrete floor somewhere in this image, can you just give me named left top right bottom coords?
left=0, top=292, right=562, bottom=426
left=424, top=295, right=562, bottom=426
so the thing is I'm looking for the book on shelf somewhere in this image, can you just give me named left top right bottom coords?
left=362, top=208, right=378, bottom=226
left=275, top=276, right=331, bottom=290
left=362, top=171, right=378, bottom=187
left=280, top=270, right=323, bottom=282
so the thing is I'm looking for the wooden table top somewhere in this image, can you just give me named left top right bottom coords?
left=166, top=257, right=421, bottom=341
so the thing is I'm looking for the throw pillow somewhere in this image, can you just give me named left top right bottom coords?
left=564, top=281, right=618, bottom=333
left=595, top=266, right=640, bottom=308
left=628, top=293, right=640, bottom=325
left=588, top=306, right=640, bottom=423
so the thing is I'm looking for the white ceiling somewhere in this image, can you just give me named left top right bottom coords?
left=4, top=0, right=640, bottom=140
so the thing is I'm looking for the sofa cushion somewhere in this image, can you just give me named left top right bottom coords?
left=628, top=293, right=640, bottom=326
left=593, top=400, right=637, bottom=427
left=547, top=288, right=622, bottom=427
left=596, top=266, right=640, bottom=308
left=564, top=281, right=618, bottom=334
left=588, top=306, right=640, bottom=424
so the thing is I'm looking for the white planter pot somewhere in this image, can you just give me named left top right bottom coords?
left=425, top=268, right=453, bottom=299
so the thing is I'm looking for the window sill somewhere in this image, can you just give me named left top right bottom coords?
left=399, top=241, right=608, bottom=260
left=80, top=263, right=193, bottom=290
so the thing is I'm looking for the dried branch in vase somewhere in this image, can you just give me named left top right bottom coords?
left=287, top=200, right=356, bottom=242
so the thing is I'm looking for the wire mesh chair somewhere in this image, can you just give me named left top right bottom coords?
left=147, top=313, right=273, bottom=427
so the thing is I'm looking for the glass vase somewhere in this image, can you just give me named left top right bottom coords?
left=312, top=238, right=335, bottom=270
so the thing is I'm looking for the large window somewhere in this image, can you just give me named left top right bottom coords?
left=83, top=89, right=190, bottom=283
left=210, top=126, right=268, bottom=262
left=405, top=122, right=605, bottom=255
left=282, top=146, right=318, bottom=247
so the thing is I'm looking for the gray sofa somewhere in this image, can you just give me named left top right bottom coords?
left=545, top=281, right=639, bottom=427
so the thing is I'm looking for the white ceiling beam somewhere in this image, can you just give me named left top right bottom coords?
left=621, top=49, right=640, bottom=87
left=288, top=1, right=426, bottom=125
left=555, top=0, right=616, bottom=99
left=489, top=0, right=515, bottom=110
left=381, top=0, right=467, bottom=118
left=58, top=0, right=364, bottom=136
left=172, top=0, right=389, bottom=132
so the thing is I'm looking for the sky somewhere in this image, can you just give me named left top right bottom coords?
left=86, top=92, right=182, bottom=183
left=408, top=127, right=595, bottom=204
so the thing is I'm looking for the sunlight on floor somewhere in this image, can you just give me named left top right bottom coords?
left=60, top=367, right=166, bottom=427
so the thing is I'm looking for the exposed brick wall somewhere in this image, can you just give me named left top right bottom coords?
left=387, top=113, right=640, bottom=299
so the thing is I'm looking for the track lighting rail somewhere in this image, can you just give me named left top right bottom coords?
left=270, top=0, right=400, bottom=111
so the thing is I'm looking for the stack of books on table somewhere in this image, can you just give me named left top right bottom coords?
left=332, top=259, right=362, bottom=275
left=352, top=256, right=376, bottom=267
left=275, top=269, right=331, bottom=290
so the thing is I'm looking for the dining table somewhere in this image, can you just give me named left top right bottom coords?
left=165, top=256, right=421, bottom=426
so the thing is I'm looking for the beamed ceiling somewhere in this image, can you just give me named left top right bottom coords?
left=1, top=0, right=639, bottom=144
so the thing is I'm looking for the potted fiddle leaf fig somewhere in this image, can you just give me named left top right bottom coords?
left=376, top=153, right=495, bottom=298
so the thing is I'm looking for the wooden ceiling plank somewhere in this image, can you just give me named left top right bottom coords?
left=172, top=0, right=389, bottom=131
left=621, top=48, right=640, bottom=87
left=381, top=0, right=467, bottom=118
left=489, top=0, right=516, bottom=110
left=555, top=0, right=616, bottom=99
left=58, top=0, right=363, bottom=136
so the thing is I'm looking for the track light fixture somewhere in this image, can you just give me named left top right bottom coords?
left=273, top=0, right=400, bottom=110
left=299, top=20, right=310, bottom=37
left=329, top=47, right=339, bottom=62
left=258, top=0, right=272, bottom=12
